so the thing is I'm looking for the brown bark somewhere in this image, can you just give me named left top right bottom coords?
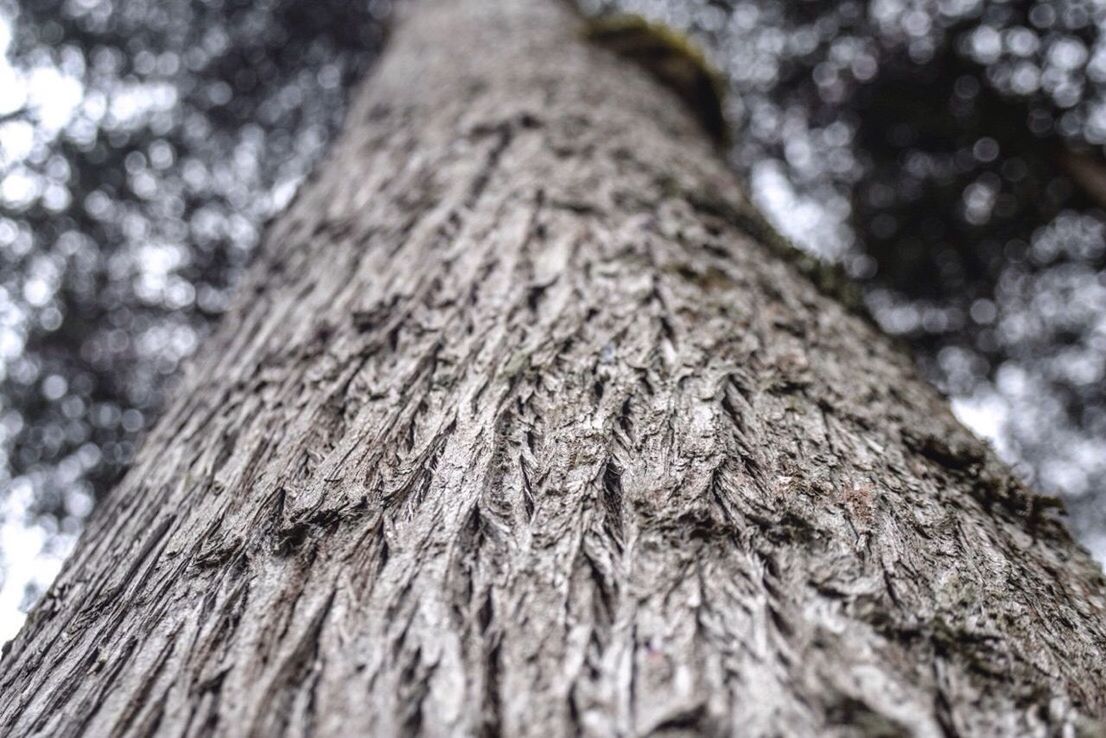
left=3, top=0, right=1106, bottom=736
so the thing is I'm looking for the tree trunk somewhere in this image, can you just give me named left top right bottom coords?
left=3, top=0, right=1106, bottom=735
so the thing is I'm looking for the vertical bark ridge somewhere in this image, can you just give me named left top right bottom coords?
left=3, top=0, right=1106, bottom=736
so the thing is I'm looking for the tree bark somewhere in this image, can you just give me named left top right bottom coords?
left=3, top=0, right=1106, bottom=735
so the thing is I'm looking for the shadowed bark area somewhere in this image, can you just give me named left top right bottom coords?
left=2, top=0, right=1106, bottom=735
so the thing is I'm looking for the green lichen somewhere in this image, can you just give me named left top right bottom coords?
left=501, top=347, right=533, bottom=381
left=901, top=427, right=1071, bottom=534
left=584, top=13, right=730, bottom=148
left=671, top=179, right=870, bottom=321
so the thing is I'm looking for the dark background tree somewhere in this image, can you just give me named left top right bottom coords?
left=2, top=0, right=1106, bottom=634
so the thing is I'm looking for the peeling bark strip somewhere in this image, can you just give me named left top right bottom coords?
left=3, top=0, right=1106, bottom=735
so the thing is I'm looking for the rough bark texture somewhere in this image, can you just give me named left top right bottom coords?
left=3, top=1, right=1106, bottom=736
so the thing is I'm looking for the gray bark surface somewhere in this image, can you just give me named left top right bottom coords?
left=3, top=0, right=1106, bottom=735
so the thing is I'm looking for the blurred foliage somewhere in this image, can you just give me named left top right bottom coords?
left=1, top=0, right=1106, bottom=618
left=0, top=0, right=385, bottom=519
left=0, top=0, right=386, bottom=618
